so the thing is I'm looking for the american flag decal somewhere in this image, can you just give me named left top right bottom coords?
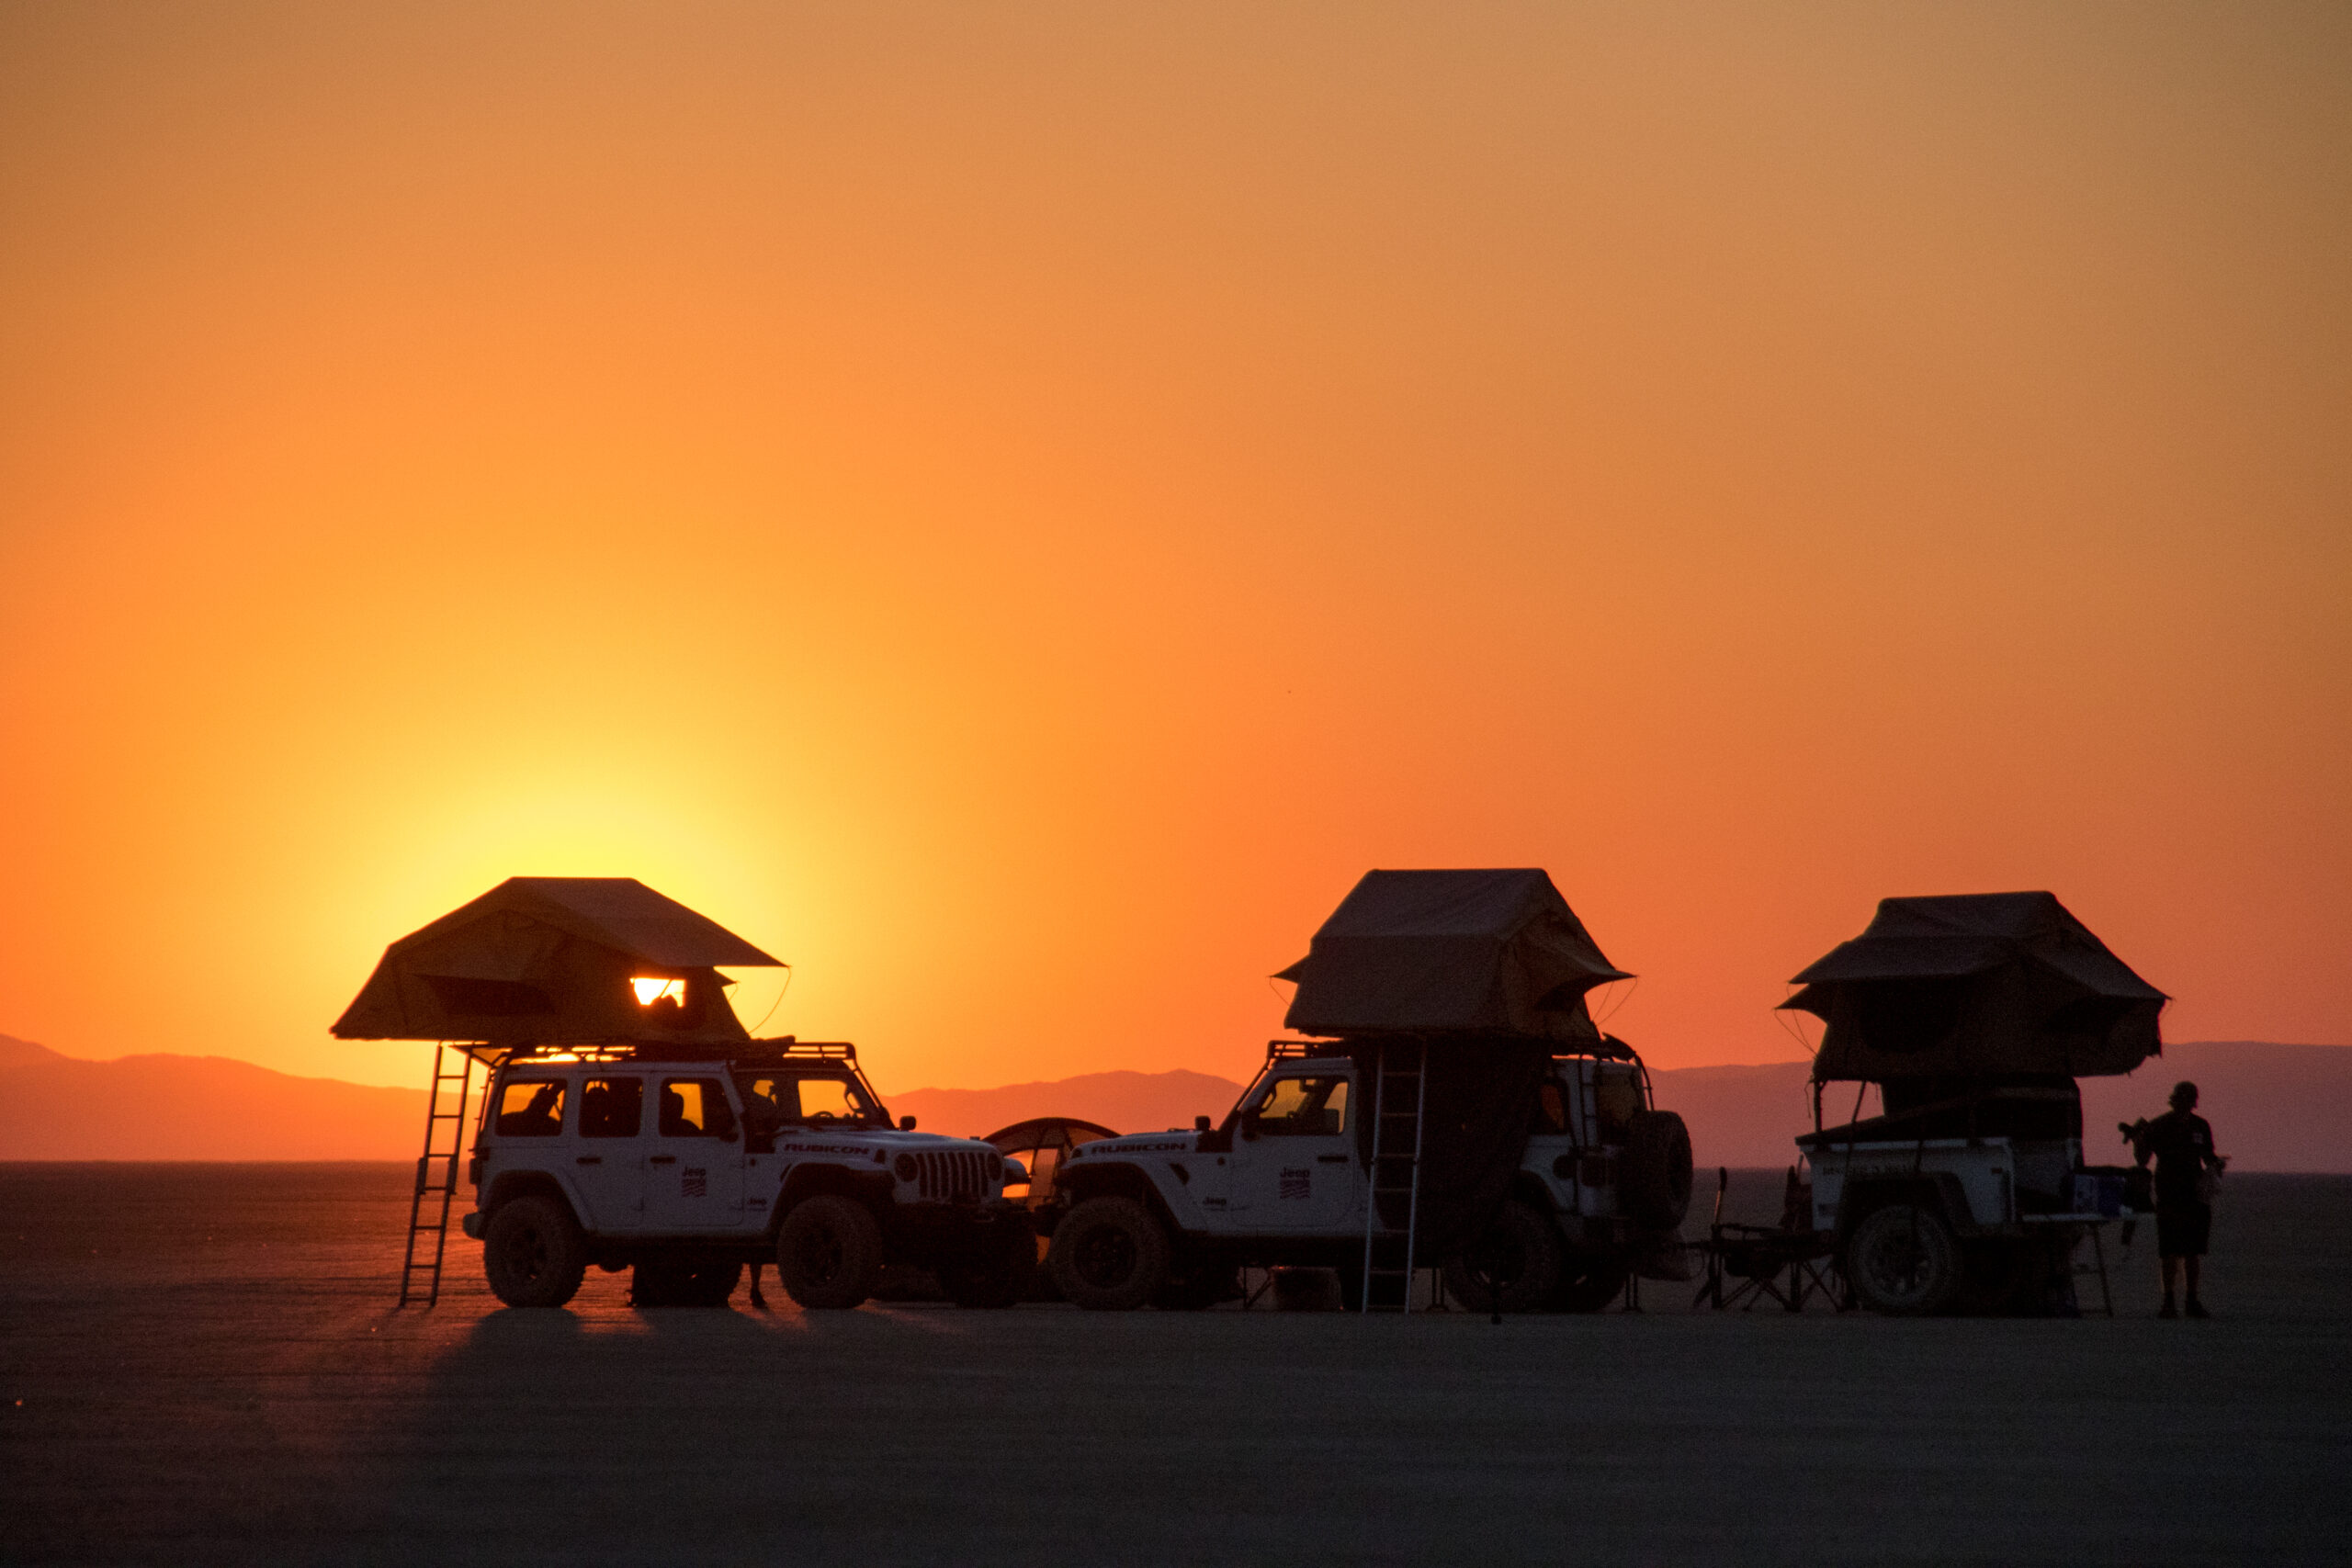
left=682, top=1168, right=707, bottom=1199
left=1279, top=1168, right=1310, bottom=1201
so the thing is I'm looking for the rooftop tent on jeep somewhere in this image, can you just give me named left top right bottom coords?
left=330, top=876, right=783, bottom=1047
left=1781, top=891, right=2165, bottom=1082
left=1273, top=869, right=1638, bottom=1254
left=1274, top=868, right=1631, bottom=1043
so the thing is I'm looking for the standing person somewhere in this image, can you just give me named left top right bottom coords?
left=2129, top=1082, right=2226, bottom=1319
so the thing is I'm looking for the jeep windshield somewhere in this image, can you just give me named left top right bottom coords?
left=736, top=1070, right=886, bottom=1128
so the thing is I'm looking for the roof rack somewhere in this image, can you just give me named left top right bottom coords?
left=1266, top=1038, right=1348, bottom=1062
left=476, top=1036, right=862, bottom=1067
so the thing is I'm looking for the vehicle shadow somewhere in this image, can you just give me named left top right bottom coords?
left=332, top=1291, right=1032, bottom=1567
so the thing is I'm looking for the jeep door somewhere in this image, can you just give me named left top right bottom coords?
left=1227, top=1070, right=1360, bottom=1231
left=640, top=1076, right=752, bottom=1233
left=571, top=1074, right=648, bottom=1232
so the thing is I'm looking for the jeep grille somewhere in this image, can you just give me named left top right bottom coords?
left=913, top=1149, right=994, bottom=1201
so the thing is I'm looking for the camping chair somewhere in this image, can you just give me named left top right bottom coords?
left=1692, top=1167, right=1842, bottom=1313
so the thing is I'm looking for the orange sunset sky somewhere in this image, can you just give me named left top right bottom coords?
left=3, top=4, right=2346, bottom=1097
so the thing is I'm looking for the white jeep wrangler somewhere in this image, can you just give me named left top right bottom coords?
left=462, top=1041, right=1030, bottom=1310
left=1041, top=1039, right=1693, bottom=1312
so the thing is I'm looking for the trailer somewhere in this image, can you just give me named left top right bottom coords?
left=1780, top=891, right=2165, bottom=1314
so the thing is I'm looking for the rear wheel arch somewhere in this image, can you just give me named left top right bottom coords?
left=1836, top=1176, right=1972, bottom=1240
left=482, top=1170, right=580, bottom=1228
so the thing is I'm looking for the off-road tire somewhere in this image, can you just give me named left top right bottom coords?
left=1442, top=1200, right=1566, bottom=1315
left=1549, top=1258, right=1630, bottom=1313
left=633, top=1259, right=743, bottom=1309
left=1622, top=1110, right=1694, bottom=1229
left=776, top=1196, right=884, bottom=1310
left=1845, top=1202, right=1962, bottom=1315
left=1048, top=1197, right=1171, bottom=1311
left=944, top=1220, right=1035, bottom=1310
left=482, top=1195, right=589, bottom=1309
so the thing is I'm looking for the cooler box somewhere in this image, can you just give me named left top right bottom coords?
left=2070, top=1171, right=2128, bottom=1218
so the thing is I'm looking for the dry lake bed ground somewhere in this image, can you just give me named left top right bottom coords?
left=4, top=1164, right=2347, bottom=1566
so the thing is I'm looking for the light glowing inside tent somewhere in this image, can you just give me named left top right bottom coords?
left=630, top=976, right=687, bottom=1009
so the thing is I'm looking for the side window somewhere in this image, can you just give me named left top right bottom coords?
left=659, top=1077, right=738, bottom=1140
left=493, top=1079, right=566, bottom=1137
left=1532, top=1080, right=1568, bottom=1135
left=580, top=1077, right=644, bottom=1138
left=1251, top=1076, right=1350, bottom=1135
left=1592, top=1065, right=1642, bottom=1142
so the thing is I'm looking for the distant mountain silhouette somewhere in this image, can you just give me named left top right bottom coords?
left=0, top=1035, right=426, bottom=1160
left=2, top=1034, right=2344, bottom=1169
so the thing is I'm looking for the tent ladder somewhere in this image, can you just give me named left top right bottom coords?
left=1359, top=1038, right=1428, bottom=1314
left=399, top=1044, right=475, bottom=1306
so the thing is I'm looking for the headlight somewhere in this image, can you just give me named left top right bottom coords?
left=894, top=1153, right=919, bottom=1181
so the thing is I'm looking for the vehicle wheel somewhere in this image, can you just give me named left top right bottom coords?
left=482, top=1195, right=589, bottom=1309
left=633, top=1259, right=743, bottom=1308
left=1047, top=1197, right=1171, bottom=1311
left=1621, top=1111, right=1694, bottom=1229
left=1442, top=1200, right=1566, bottom=1315
left=1549, top=1258, right=1630, bottom=1313
left=1844, top=1202, right=1962, bottom=1315
left=776, top=1196, right=884, bottom=1310
left=944, top=1221, right=1035, bottom=1309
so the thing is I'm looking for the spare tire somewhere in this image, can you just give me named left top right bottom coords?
left=1622, top=1110, right=1693, bottom=1229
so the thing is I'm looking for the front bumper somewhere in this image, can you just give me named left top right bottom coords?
left=460, top=1212, right=485, bottom=1240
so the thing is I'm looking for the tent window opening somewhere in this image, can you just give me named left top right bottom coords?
left=580, top=1077, right=644, bottom=1138
left=630, top=976, right=688, bottom=1009
left=1250, top=1076, right=1350, bottom=1136
left=494, top=1079, right=566, bottom=1137
left=659, top=1078, right=736, bottom=1139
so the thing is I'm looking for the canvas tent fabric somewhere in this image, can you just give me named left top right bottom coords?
left=1277, top=869, right=1631, bottom=1043
left=1783, top=891, right=2165, bottom=1082
left=331, top=877, right=781, bottom=1048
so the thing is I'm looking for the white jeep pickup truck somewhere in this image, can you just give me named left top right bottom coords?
left=1040, top=1038, right=1693, bottom=1312
left=463, top=1041, right=1030, bottom=1310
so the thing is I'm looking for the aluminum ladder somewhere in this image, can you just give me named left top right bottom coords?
left=1358, top=1039, right=1428, bottom=1314
left=399, top=1044, right=476, bottom=1305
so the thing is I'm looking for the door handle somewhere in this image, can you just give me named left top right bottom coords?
left=650, top=1155, right=677, bottom=1166
left=575, top=1156, right=602, bottom=1166
left=1317, top=1154, right=1350, bottom=1164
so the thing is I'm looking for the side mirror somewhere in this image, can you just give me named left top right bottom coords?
left=899, top=1114, right=918, bottom=1132
left=1193, top=1114, right=1212, bottom=1133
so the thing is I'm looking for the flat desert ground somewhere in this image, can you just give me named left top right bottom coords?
left=3, top=1166, right=2347, bottom=1566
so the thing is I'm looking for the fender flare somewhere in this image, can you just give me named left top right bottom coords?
left=481, top=1169, right=584, bottom=1229
left=1055, top=1159, right=1188, bottom=1239
left=1836, top=1173, right=1983, bottom=1240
